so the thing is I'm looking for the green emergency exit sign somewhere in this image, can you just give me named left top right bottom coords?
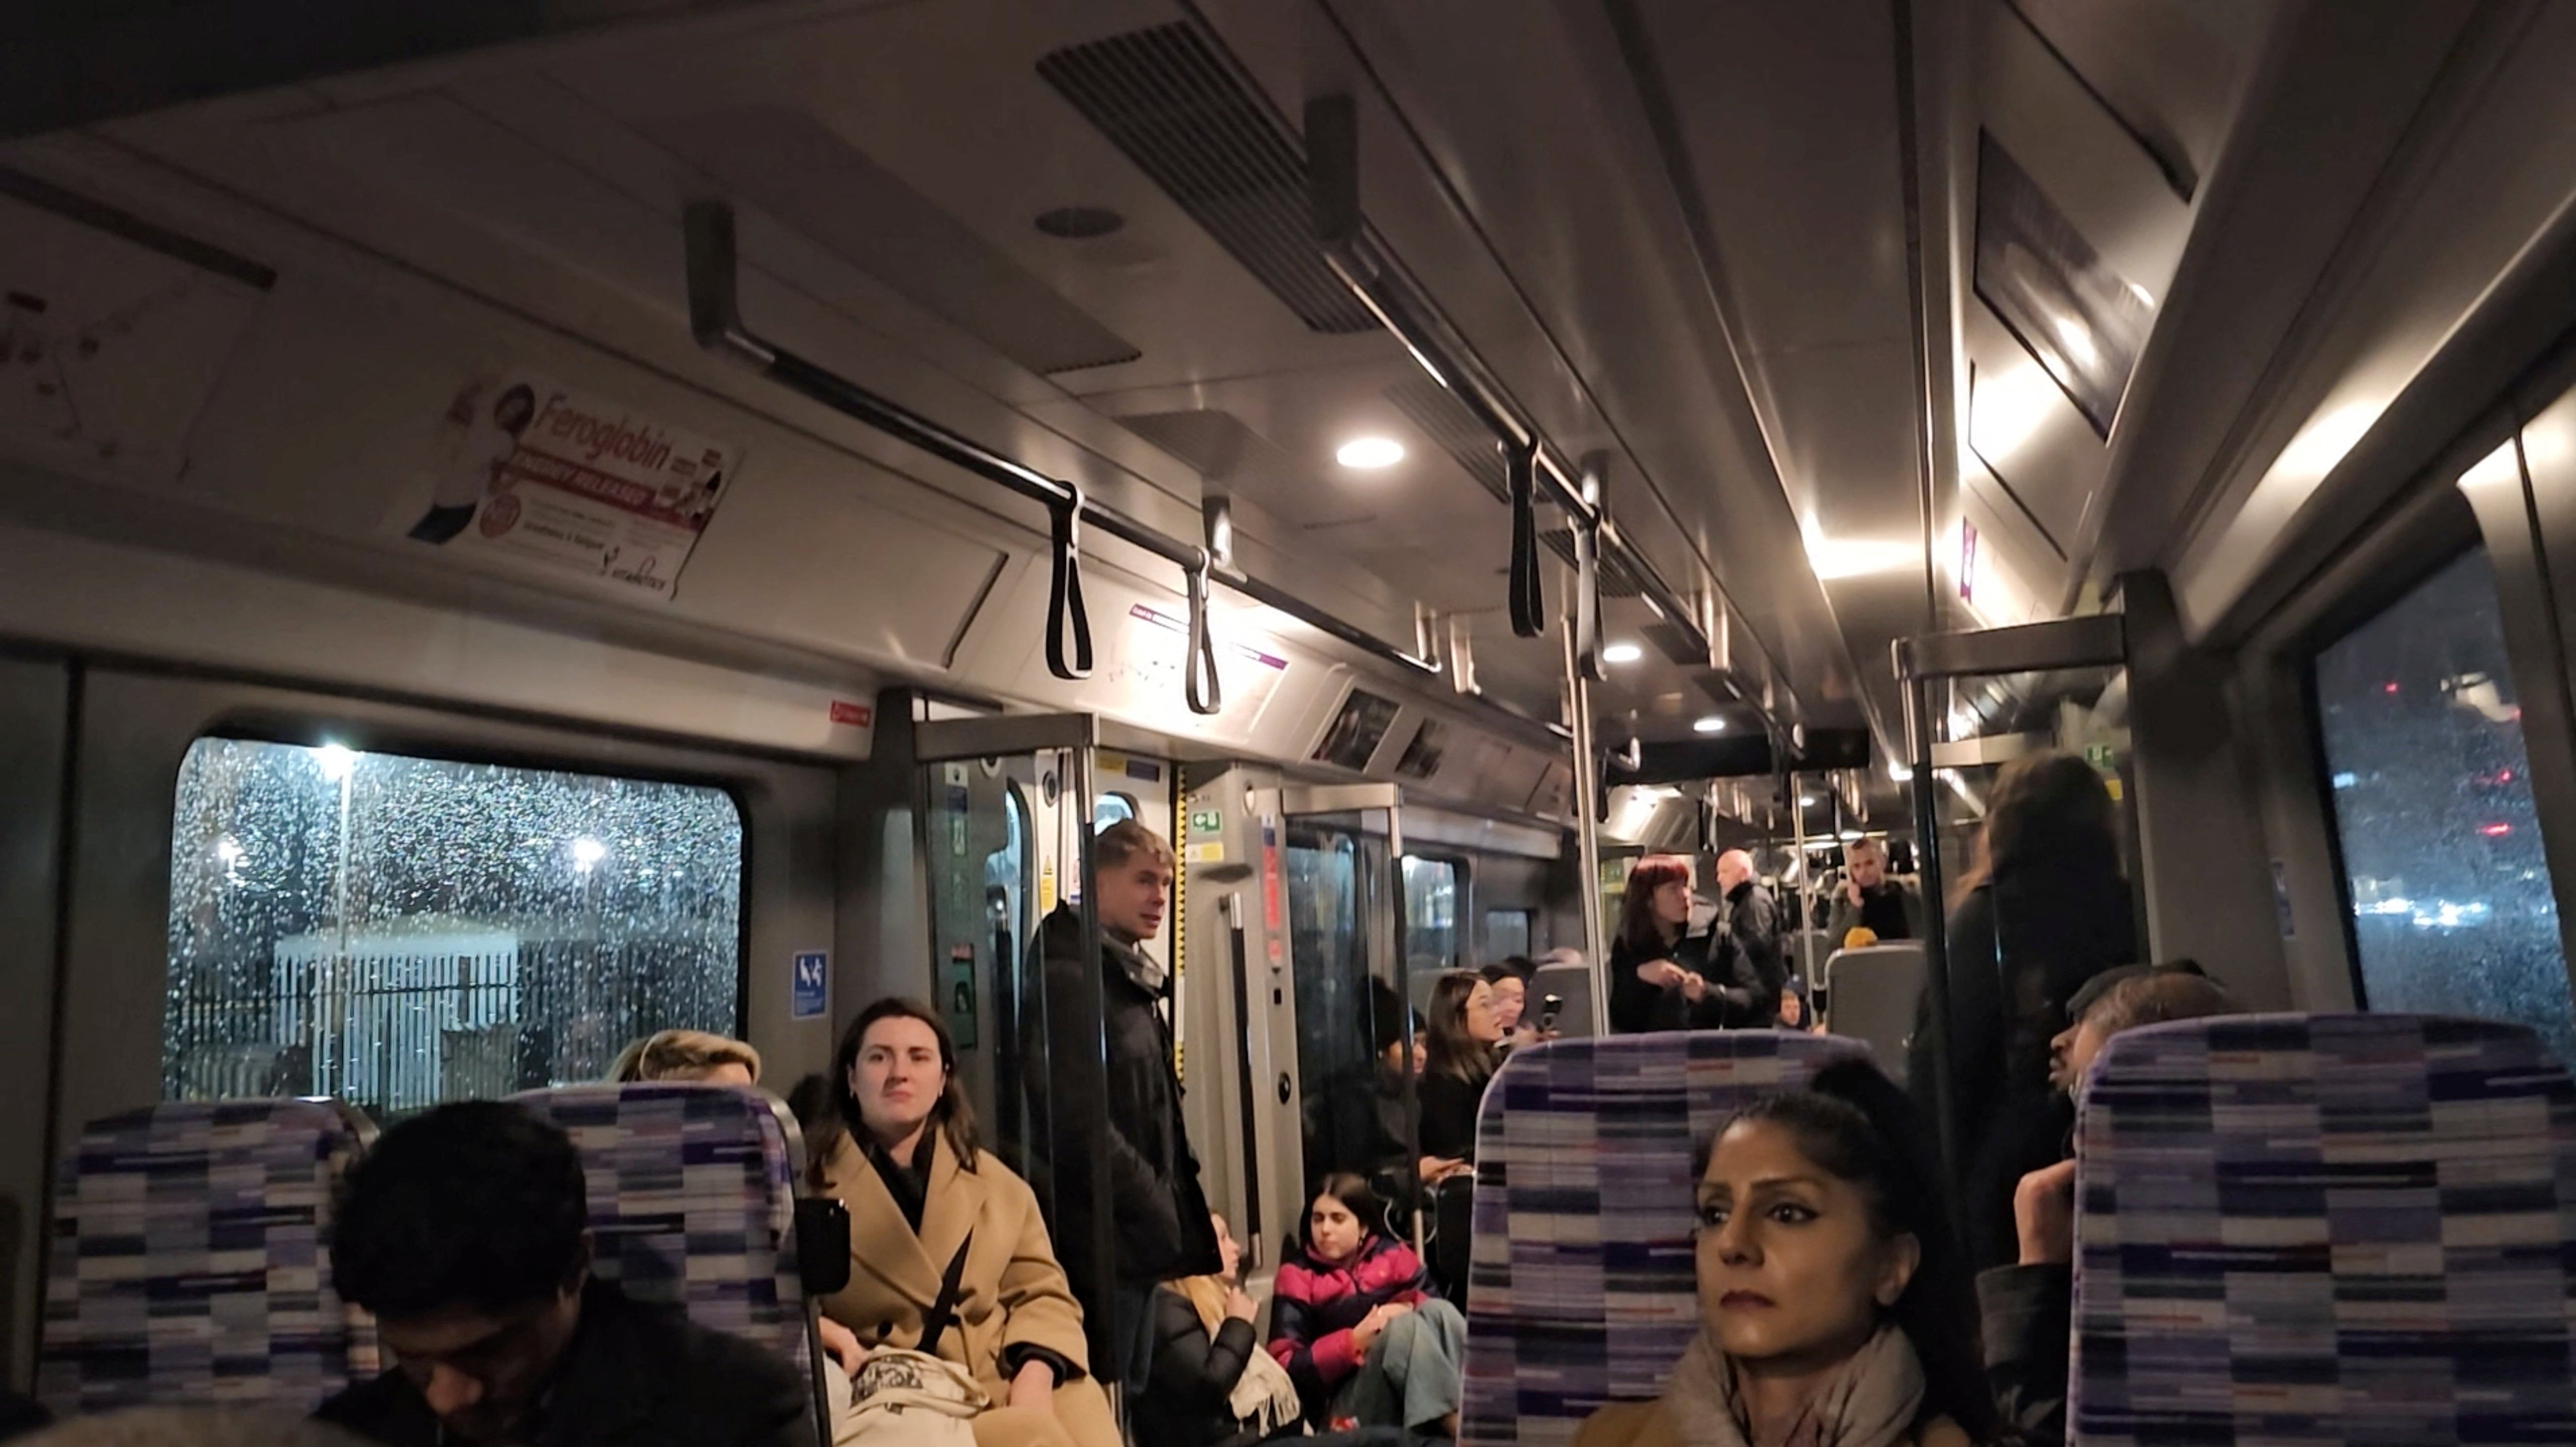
left=1189, top=808, right=1224, bottom=834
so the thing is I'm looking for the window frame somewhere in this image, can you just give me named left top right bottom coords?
left=1398, top=849, right=1470, bottom=975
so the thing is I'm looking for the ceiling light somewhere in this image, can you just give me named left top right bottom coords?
left=1799, top=796, right=1817, bottom=807
left=1335, top=437, right=1405, bottom=470
left=1888, top=762, right=1914, bottom=782
left=1801, top=518, right=1917, bottom=582
left=313, top=744, right=356, bottom=783
left=1968, top=361, right=2055, bottom=465
left=1693, top=715, right=1727, bottom=734
left=2126, top=281, right=2156, bottom=307
left=1602, top=642, right=1643, bottom=664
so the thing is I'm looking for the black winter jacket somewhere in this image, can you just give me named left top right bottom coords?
left=1142, top=1286, right=1268, bottom=1447
left=317, top=1280, right=812, bottom=1447
left=1028, top=904, right=1220, bottom=1290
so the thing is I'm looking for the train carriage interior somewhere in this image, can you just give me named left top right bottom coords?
left=9, top=0, right=2576, bottom=1440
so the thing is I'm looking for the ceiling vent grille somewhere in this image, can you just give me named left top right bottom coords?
left=1384, top=376, right=1508, bottom=504
left=1037, top=23, right=1379, bottom=335
left=1539, top=529, right=1647, bottom=598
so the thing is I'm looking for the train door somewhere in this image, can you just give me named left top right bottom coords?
left=1270, top=785, right=1424, bottom=1249
left=910, top=714, right=1179, bottom=1372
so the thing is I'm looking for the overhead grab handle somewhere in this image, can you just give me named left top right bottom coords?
left=1507, top=440, right=1545, bottom=639
left=1184, top=548, right=1224, bottom=716
left=1046, top=485, right=1094, bottom=681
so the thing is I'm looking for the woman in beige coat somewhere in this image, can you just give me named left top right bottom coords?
left=811, top=998, right=1118, bottom=1447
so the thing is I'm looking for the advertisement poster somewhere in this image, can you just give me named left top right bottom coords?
left=399, top=374, right=743, bottom=600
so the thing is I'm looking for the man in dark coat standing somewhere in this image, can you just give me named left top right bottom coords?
left=1031, top=817, right=1220, bottom=1400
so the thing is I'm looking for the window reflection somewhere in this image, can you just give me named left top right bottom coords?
left=166, top=739, right=745, bottom=1115
left=2314, top=546, right=2573, bottom=1061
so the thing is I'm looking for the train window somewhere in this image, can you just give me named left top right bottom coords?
left=2313, top=546, right=2574, bottom=1061
left=1401, top=855, right=1461, bottom=974
left=164, top=738, right=746, bottom=1116
left=1484, top=908, right=1532, bottom=961
left=1093, top=792, right=1138, bottom=832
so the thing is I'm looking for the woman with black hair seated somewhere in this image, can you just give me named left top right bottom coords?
left=1580, top=1058, right=2003, bottom=1447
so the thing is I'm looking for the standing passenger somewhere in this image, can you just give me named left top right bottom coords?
left=1030, top=819, right=1220, bottom=1398
left=814, top=999, right=1118, bottom=1447
left=1607, top=856, right=1718, bottom=1034
left=1911, top=754, right=2137, bottom=1270
left=1826, top=838, right=1926, bottom=946
left=1710, top=850, right=1788, bottom=1028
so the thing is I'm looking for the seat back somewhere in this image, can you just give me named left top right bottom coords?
left=2073, top=1013, right=2576, bottom=1446
left=38, top=1098, right=377, bottom=1414
left=1822, top=942, right=1925, bottom=1068
left=508, top=1085, right=816, bottom=1386
left=1461, top=1030, right=1869, bottom=1447
left=1526, top=961, right=1597, bottom=1039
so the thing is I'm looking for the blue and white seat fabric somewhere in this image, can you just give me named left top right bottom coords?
left=1460, top=1030, right=1870, bottom=1447
left=2072, top=1013, right=2576, bottom=1446
left=508, top=1084, right=817, bottom=1395
left=38, top=1098, right=377, bottom=1414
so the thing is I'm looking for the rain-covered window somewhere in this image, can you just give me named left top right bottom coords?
left=165, top=738, right=745, bottom=1116
left=2314, top=546, right=2573, bottom=1061
left=1401, top=855, right=1460, bottom=976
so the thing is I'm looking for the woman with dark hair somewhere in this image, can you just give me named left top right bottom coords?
left=1609, top=856, right=1720, bottom=1034
left=1269, top=1174, right=1467, bottom=1436
left=1580, top=1058, right=2002, bottom=1447
left=1909, top=753, right=2138, bottom=1268
left=1416, top=970, right=1503, bottom=1182
left=814, top=998, right=1117, bottom=1447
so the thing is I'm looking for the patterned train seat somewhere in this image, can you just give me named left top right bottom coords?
left=509, top=1084, right=823, bottom=1430
left=1460, top=1030, right=1870, bottom=1447
left=38, top=1098, right=377, bottom=1414
left=2073, top=1013, right=2576, bottom=1446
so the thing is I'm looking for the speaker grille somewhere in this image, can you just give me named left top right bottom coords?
left=1037, top=23, right=1378, bottom=334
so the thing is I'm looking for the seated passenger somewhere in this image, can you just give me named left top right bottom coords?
left=811, top=998, right=1117, bottom=1447
left=607, top=1028, right=762, bottom=1087
left=316, top=1101, right=812, bottom=1447
left=1269, top=1175, right=1466, bottom=1437
left=1580, top=1058, right=2001, bottom=1447
left=1981, top=968, right=2241, bottom=1447
left=1416, top=971, right=1503, bottom=1184
left=1144, top=1212, right=1306, bottom=1447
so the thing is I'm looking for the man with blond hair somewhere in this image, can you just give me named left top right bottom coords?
left=1029, top=818, right=1219, bottom=1399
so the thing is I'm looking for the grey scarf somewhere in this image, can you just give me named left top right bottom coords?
left=1107, top=933, right=1166, bottom=994
left=1661, top=1325, right=1926, bottom=1447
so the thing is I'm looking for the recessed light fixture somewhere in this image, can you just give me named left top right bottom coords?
left=1693, top=715, right=1727, bottom=734
left=1335, top=437, right=1405, bottom=470
left=1602, top=642, right=1643, bottom=664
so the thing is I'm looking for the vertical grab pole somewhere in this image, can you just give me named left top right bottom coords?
left=1564, top=617, right=1609, bottom=1023
left=1790, top=770, right=1812, bottom=1000
left=1069, top=746, right=1122, bottom=1399
left=1903, top=674, right=1960, bottom=1187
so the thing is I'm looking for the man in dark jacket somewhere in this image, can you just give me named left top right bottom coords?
left=1822, top=837, right=1927, bottom=944
left=1030, top=818, right=1221, bottom=1399
left=1980, top=966, right=2238, bottom=1447
left=1709, top=850, right=1788, bottom=1027
left=316, top=1102, right=812, bottom=1447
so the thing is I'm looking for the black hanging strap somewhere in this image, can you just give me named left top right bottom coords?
left=1045, top=487, right=1093, bottom=681
left=1507, top=441, right=1544, bottom=639
left=1184, top=548, right=1224, bottom=716
left=916, top=1231, right=975, bottom=1356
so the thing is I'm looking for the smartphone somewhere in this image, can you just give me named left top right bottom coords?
left=1537, top=994, right=1564, bottom=1032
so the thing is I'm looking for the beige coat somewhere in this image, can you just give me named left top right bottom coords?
left=1576, top=1400, right=1971, bottom=1447
left=816, top=1131, right=1114, bottom=1447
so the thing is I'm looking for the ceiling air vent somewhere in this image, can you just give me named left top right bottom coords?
left=1538, top=529, right=1647, bottom=598
left=1384, top=375, right=1508, bottom=504
left=1037, top=23, right=1379, bottom=335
